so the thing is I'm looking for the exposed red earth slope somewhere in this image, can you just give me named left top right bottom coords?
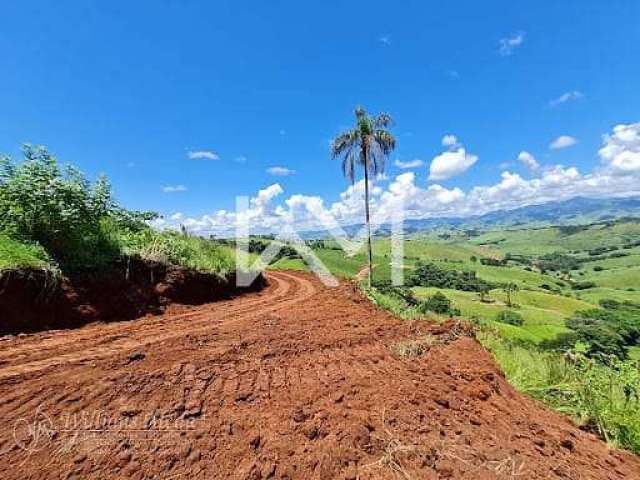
left=0, top=271, right=638, bottom=479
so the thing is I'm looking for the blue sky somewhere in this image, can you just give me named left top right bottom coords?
left=2, top=1, right=640, bottom=233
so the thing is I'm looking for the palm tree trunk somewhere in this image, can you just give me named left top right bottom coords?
left=362, top=146, right=373, bottom=288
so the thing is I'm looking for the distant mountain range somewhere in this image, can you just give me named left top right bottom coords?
left=301, top=196, right=640, bottom=238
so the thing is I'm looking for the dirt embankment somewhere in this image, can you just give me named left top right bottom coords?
left=0, top=271, right=638, bottom=479
left=0, top=258, right=265, bottom=335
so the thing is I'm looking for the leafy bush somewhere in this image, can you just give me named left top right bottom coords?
left=496, top=310, right=524, bottom=326
left=567, top=301, right=640, bottom=360
left=0, top=145, right=155, bottom=270
left=418, top=291, right=460, bottom=316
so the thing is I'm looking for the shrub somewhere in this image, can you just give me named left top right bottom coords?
left=496, top=310, right=524, bottom=326
left=0, top=145, right=155, bottom=270
left=572, top=281, right=597, bottom=290
left=418, top=291, right=460, bottom=316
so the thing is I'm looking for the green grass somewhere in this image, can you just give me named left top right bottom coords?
left=471, top=220, right=640, bottom=254
left=119, top=229, right=236, bottom=277
left=580, top=265, right=640, bottom=289
left=267, top=257, right=308, bottom=271
left=576, top=287, right=640, bottom=305
left=0, top=235, right=52, bottom=271
left=412, top=286, right=580, bottom=342
left=480, top=331, right=640, bottom=454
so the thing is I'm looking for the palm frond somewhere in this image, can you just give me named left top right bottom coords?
left=331, top=130, right=358, bottom=159
left=374, top=112, right=394, bottom=128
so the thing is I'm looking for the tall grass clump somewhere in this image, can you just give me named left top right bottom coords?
left=118, top=228, right=235, bottom=277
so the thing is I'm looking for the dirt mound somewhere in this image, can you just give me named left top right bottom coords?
left=0, top=271, right=638, bottom=479
left=0, top=258, right=266, bottom=335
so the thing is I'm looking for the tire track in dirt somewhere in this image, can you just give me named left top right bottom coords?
left=0, top=271, right=316, bottom=381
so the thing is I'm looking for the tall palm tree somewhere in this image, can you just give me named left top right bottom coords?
left=330, top=106, right=396, bottom=287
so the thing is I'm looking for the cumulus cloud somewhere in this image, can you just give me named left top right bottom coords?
left=549, top=90, right=583, bottom=107
left=162, top=185, right=187, bottom=193
left=550, top=135, right=578, bottom=150
left=517, top=151, right=540, bottom=172
left=188, top=150, right=219, bottom=160
left=499, top=32, right=525, bottom=56
left=598, top=122, right=640, bottom=175
left=429, top=135, right=478, bottom=181
left=394, top=159, right=424, bottom=169
left=267, top=166, right=296, bottom=176
left=155, top=123, right=640, bottom=237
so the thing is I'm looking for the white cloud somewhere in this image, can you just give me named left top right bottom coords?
left=517, top=151, right=540, bottom=172
left=279, top=129, right=286, bottom=136
left=550, top=135, right=578, bottom=150
left=379, top=35, right=391, bottom=46
left=267, top=166, right=296, bottom=176
left=234, top=156, right=247, bottom=164
left=155, top=122, right=640, bottom=237
left=394, top=159, right=424, bottom=169
left=429, top=136, right=478, bottom=181
left=162, top=185, right=187, bottom=193
left=598, top=122, right=640, bottom=175
left=187, top=149, right=219, bottom=161
left=549, top=90, right=583, bottom=107
left=499, top=32, right=525, bottom=56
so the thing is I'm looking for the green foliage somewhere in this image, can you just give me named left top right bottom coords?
left=538, top=252, right=581, bottom=272
left=408, top=261, right=495, bottom=292
left=496, top=310, right=524, bottom=326
left=572, top=280, right=597, bottom=290
left=567, top=301, right=640, bottom=360
left=418, top=291, right=459, bottom=315
left=0, top=145, right=234, bottom=278
left=480, top=332, right=640, bottom=454
left=0, top=145, right=155, bottom=270
left=118, top=229, right=235, bottom=276
left=0, top=235, right=52, bottom=271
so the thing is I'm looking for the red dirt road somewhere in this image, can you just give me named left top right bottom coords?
left=0, top=271, right=638, bottom=479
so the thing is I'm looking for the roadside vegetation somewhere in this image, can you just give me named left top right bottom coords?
left=0, top=145, right=235, bottom=278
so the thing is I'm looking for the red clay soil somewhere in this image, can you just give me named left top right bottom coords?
left=0, top=258, right=265, bottom=335
left=0, top=271, right=638, bottom=479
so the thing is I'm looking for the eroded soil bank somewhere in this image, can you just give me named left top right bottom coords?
left=0, top=258, right=265, bottom=335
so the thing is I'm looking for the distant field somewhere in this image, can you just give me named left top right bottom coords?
left=470, top=221, right=640, bottom=254
left=413, top=286, right=581, bottom=343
